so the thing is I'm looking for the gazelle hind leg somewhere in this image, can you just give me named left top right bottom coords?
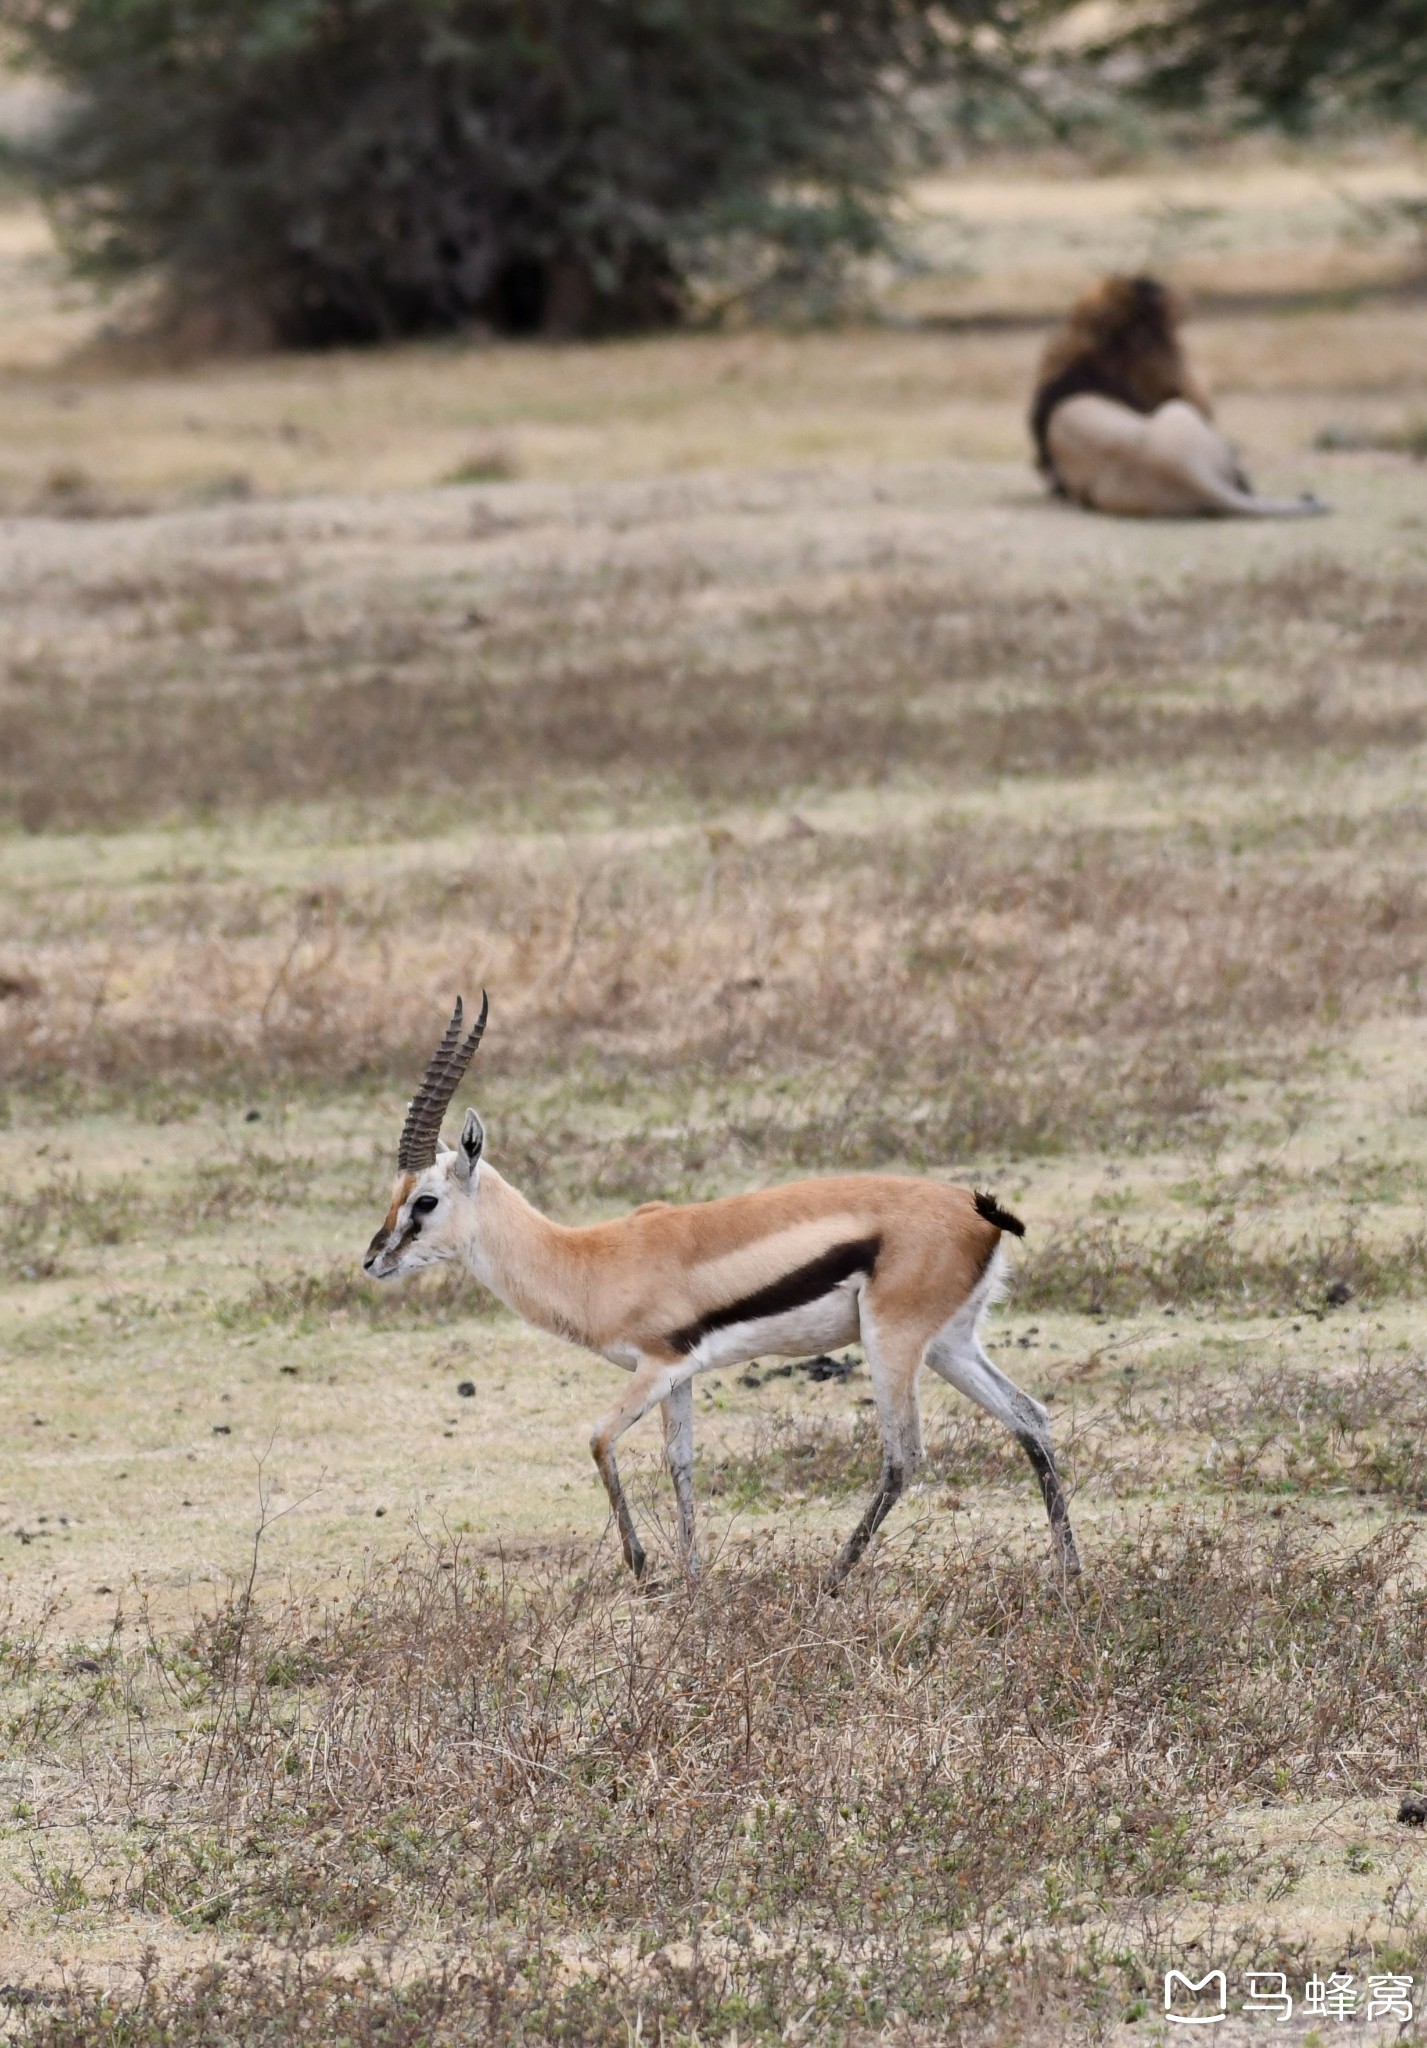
left=926, top=1290, right=1081, bottom=1576
left=826, top=1309, right=924, bottom=1591
left=661, top=1379, right=698, bottom=1578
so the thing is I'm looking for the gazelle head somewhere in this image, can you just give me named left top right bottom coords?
left=364, top=993, right=488, bottom=1282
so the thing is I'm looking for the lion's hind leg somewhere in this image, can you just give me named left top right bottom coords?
left=1148, top=402, right=1328, bottom=518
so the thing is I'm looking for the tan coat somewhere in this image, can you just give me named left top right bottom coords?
left=368, top=1133, right=1079, bottom=1588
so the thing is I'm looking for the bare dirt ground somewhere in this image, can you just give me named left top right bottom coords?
left=3, top=147, right=1427, bottom=2042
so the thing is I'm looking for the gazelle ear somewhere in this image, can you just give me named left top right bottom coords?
left=452, top=1107, right=485, bottom=1184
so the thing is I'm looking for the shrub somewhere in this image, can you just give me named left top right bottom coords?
left=5, top=0, right=1026, bottom=343
left=1093, top=0, right=1427, bottom=128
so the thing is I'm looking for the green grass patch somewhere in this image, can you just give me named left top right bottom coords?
left=1016, top=1213, right=1427, bottom=1316
left=219, top=1260, right=498, bottom=1331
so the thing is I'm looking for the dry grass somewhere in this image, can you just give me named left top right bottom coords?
left=1189, top=1357, right=1427, bottom=1503
left=5, top=802, right=1424, bottom=1197
left=5, top=147, right=1427, bottom=2041
left=5, top=559, right=1425, bottom=836
left=0, top=1151, right=322, bottom=1281
left=6, top=1517, right=1427, bottom=2042
left=708, top=1400, right=1026, bottom=1508
left=6, top=532, right=1427, bottom=1201
left=222, top=1260, right=500, bottom=1332
left=1016, top=1212, right=1427, bottom=1317
left=712, top=1335, right=1427, bottom=1514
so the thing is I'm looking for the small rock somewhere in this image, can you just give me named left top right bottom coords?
left=68, top=1658, right=101, bottom=1676
left=1325, top=1279, right=1354, bottom=1308
left=375, top=1507, right=386, bottom=1518
left=457, top=1380, right=476, bottom=1398
left=212, top=1423, right=231, bottom=1436
left=1397, top=1794, right=1427, bottom=1826
left=244, top=1108, right=262, bottom=1123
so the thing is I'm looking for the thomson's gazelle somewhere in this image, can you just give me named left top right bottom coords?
left=364, top=997, right=1080, bottom=1585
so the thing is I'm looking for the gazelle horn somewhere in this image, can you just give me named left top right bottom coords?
left=396, top=992, right=489, bottom=1171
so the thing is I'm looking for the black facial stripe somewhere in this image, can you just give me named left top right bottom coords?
left=669, top=1235, right=881, bottom=1356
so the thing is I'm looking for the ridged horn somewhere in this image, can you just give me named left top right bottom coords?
left=397, top=992, right=489, bottom=1172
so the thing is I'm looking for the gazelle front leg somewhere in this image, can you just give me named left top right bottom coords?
left=589, top=1357, right=680, bottom=1580
left=661, top=1379, right=699, bottom=1578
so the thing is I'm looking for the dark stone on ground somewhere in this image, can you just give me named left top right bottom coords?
left=804, top=1352, right=861, bottom=1383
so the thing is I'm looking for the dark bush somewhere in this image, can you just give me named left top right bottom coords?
left=1093, top=0, right=1427, bottom=128
left=4, top=0, right=1025, bottom=343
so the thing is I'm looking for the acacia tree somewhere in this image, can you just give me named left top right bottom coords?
left=4, top=0, right=1038, bottom=343
left=1095, top=0, right=1427, bottom=127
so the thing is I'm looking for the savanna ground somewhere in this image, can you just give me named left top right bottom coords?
left=3, top=126, right=1427, bottom=2043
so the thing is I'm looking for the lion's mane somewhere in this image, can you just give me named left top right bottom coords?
left=1030, top=275, right=1209, bottom=484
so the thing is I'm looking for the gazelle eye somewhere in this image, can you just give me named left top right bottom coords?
left=411, top=1195, right=438, bottom=1217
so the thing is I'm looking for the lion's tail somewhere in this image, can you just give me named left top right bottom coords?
left=1207, top=484, right=1332, bottom=518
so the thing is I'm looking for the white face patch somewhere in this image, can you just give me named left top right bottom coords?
left=364, top=1166, right=455, bottom=1280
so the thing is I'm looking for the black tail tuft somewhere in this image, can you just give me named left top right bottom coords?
left=974, top=1189, right=1026, bottom=1238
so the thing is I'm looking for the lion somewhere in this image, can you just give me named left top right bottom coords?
left=1031, top=275, right=1326, bottom=518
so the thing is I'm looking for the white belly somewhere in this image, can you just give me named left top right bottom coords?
left=690, top=1289, right=861, bottom=1372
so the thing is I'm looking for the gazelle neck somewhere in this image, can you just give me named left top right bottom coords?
left=457, top=1164, right=589, bottom=1346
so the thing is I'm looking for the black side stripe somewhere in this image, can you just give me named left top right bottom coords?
left=668, top=1235, right=881, bottom=1357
